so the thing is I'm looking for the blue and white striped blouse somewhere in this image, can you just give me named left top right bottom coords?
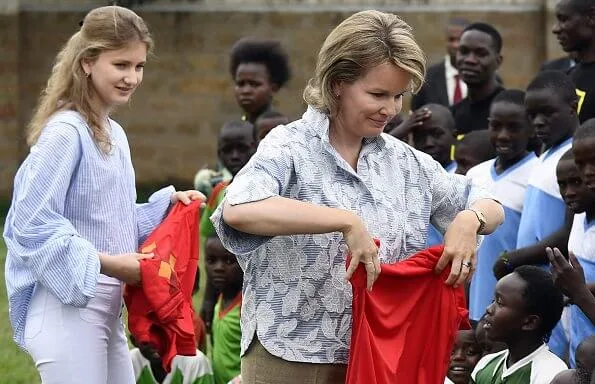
left=3, top=110, right=174, bottom=349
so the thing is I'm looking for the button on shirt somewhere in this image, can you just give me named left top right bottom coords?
left=211, top=107, right=492, bottom=364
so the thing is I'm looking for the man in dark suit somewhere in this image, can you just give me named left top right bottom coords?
left=540, top=52, right=577, bottom=72
left=411, top=19, right=469, bottom=110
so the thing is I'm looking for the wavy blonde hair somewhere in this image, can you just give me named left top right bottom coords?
left=303, top=10, right=426, bottom=116
left=27, top=5, right=153, bottom=153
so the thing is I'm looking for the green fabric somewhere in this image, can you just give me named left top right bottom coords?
left=136, top=366, right=156, bottom=384
left=212, top=297, right=242, bottom=384
left=473, top=354, right=532, bottom=384
left=197, top=185, right=227, bottom=312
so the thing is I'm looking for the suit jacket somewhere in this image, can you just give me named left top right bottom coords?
left=411, top=61, right=449, bottom=110
left=411, top=59, right=504, bottom=111
left=540, top=57, right=575, bottom=72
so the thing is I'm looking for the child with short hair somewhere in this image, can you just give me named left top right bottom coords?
left=410, top=103, right=458, bottom=246
left=229, top=37, right=291, bottom=124
left=548, top=121, right=595, bottom=368
left=129, top=335, right=214, bottom=384
left=198, top=121, right=255, bottom=328
left=550, top=335, right=595, bottom=384
left=254, top=110, right=289, bottom=142
left=472, top=266, right=567, bottom=383
left=467, top=89, right=539, bottom=321
left=454, top=130, right=497, bottom=175
left=205, top=234, right=243, bottom=384
left=445, top=324, right=484, bottom=384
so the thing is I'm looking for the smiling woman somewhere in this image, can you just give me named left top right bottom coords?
left=210, top=9, right=504, bottom=384
left=2, top=5, right=205, bottom=384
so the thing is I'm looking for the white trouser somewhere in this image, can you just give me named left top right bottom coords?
left=24, top=277, right=135, bottom=384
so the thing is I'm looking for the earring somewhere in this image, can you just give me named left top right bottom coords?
left=85, top=72, right=90, bottom=78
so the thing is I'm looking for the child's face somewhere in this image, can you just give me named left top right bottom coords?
left=205, top=238, right=243, bottom=293
left=256, top=116, right=289, bottom=142
left=557, top=158, right=590, bottom=214
left=483, top=272, right=532, bottom=343
left=525, top=88, right=574, bottom=149
left=488, top=101, right=533, bottom=162
left=447, top=330, right=482, bottom=384
left=234, top=62, right=276, bottom=117
left=573, top=137, right=595, bottom=192
left=412, top=113, right=455, bottom=167
left=454, top=144, right=480, bottom=175
left=217, top=126, right=255, bottom=176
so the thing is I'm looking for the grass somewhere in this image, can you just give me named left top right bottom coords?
left=0, top=226, right=40, bottom=383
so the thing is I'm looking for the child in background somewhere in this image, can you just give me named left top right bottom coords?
left=253, top=110, right=289, bottom=143
left=198, top=121, right=255, bottom=329
left=472, top=266, right=567, bottom=383
left=205, top=234, right=243, bottom=384
left=410, top=103, right=457, bottom=246
left=467, top=89, right=538, bottom=321
left=229, top=37, right=291, bottom=124
left=550, top=335, right=595, bottom=384
left=445, top=323, right=484, bottom=384
left=130, top=335, right=214, bottom=384
left=454, top=130, right=497, bottom=175
left=549, top=121, right=595, bottom=368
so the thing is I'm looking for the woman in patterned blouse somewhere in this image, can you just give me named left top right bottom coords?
left=211, top=10, right=504, bottom=384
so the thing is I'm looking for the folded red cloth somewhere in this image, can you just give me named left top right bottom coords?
left=346, top=244, right=470, bottom=384
left=124, top=201, right=200, bottom=372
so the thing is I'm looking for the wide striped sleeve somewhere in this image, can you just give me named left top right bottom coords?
left=135, top=185, right=176, bottom=246
left=3, top=121, right=100, bottom=306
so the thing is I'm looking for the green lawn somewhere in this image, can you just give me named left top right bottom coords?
left=0, top=226, right=40, bottom=383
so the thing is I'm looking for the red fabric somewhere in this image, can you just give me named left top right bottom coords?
left=124, top=201, right=200, bottom=372
left=453, top=74, right=463, bottom=104
left=346, top=245, right=470, bottom=384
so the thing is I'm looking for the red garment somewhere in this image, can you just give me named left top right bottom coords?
left=346, top=245, right=470, bottom=384
left=193, top=311, right=207, bottom=351
left=124, top=201, right=200, bottom=372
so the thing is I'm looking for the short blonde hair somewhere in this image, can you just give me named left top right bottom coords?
left=28, top=6, right=153, bottom=153
left=303, top=10, right=426, bottom=115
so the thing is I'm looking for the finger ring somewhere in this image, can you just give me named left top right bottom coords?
left=365, top=261, right=374, bottom=265
left=462, top=261, right=472, bottom=268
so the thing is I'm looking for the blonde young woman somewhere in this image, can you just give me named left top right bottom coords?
left=3, top=6, right=203, bottom=383
left=211, top=10, right=505, bottom=384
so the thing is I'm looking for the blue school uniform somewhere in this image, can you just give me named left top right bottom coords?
left=427, top=161, right=458, bottom=247
left=567, top=212, right=595, bottom=368
left=467, top=153, right=538, bottom=321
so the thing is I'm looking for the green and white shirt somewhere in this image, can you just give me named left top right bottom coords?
left=130, top=348, right=215, bottom=384
left=471, top=344, right=567, bottom=384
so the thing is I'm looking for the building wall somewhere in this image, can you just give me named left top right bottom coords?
left=1, top=0, right=566, bottom=197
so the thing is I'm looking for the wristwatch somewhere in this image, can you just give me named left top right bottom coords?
left=467, top=208, right=487, bottom=234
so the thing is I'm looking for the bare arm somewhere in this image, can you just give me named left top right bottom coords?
left=222, top=196, right=380, bottom=289
left=493, top=211, right=573, bottom=280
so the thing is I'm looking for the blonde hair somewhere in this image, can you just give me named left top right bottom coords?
left=27, top=5, right=153, bottom=153
left=303, top=10, right=426, bottom=115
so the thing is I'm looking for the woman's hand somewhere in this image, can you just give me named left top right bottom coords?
left=171, top=190, right=206, bottom=206
left=435, top=210, right=480, bottom=287
left=343, top=214, right=380, bottom=291
left=99, top=252, right=154, bottom=285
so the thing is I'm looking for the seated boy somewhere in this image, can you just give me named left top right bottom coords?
left=550, top=335, right=595, bottom=384
left=472, top=266, right=567, bottom=383
left=130, top=335, right=214, bottom=384
left=445, top=323, right=484, bottom=384
left=205, top=234, right=243, bottom=384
